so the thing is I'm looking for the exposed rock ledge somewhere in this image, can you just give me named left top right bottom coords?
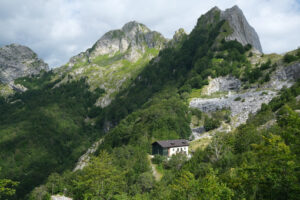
left=73, top=138, right=103, bottom=171
left=190, top=90, right=277, bottom=128
left=190, top=62, right=300, bottom=130
left=51, top=195, right=72, bottom=200
left=201, top=76, right=241, bottom=95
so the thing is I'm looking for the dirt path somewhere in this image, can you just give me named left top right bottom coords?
left=148, top=155, right=162, bottom=181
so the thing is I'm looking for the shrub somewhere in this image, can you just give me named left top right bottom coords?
left=164, top=153, right=187, bottom=170
left=234, top=97, right=241, bottom=101
left=260, top=59, right=271, bottom=70
left=283, top=54, right=297, bottom=63
left=152, top=155, right=165, bottom=164
left=204, top=116, right=221, bottom=131
left=190, top=108, right=202, bottom=119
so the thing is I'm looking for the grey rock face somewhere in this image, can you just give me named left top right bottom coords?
left=0, top=44, right=49, bottom=83
left=201, top=76, right=241, bottom=95
left=220, top=5, right=263, bottom=52
left=51, top=195, right=72, bottom=200
left=73, top=138, right=103, bottom=171
left=168, top=28, right=187, bottom=47
left=190, top=90, right=277, bottom=128
left=190, top=62, right=300, bottom=130
left=89, top=21, right=167, bottom=61
left=283, top=62, right=300, bottom=80
left=263, top=62, right=300, bottom=90
left=68, top=21, right=168, bottom=65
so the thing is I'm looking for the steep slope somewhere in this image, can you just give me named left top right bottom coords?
left=0, top=44, right=49, bottom=83
left=221, top=5, right=262, bottom=52
left=189, top=49, right=300, bottom=140
left=0, top=22, right=167, bottom=200
left=200, top=6, right=262, bottom=52
left=0, top=44, right=49, bottom=97
left=0, top=73, right=105, bottom=199
left=55, top=21, right=167, bottom=107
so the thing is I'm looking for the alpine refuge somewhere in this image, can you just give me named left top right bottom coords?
left=152, top=139, right=189, bottom=157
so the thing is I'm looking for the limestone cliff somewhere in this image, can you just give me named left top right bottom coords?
left=221, top=5, right=262, bottom=52
left=201, top=5, right=262, bottom=52
left=68, top=21, right=167, bottom=66
left=0, top=44, right=49, bottom=83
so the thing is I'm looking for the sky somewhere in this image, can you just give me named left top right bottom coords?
left=0, top=0, right=300, bottom=68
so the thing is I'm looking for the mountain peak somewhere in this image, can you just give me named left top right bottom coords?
left=77, top=21, right=167, bottom=62
left=220, top=5, right=263, bottom=52
left=121, top=21, right=150, bottom=33
left=0, top=44, right=49, bottom=83
left=198, top=5, right=262, bottom=53
left=208, top=6, right=221, bottom=12
left=229, top=5, right=241, bottom=11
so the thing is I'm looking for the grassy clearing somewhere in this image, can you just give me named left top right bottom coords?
left=0, top=83, right=14, bottom=97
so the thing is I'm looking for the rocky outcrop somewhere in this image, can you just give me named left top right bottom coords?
left=221, top=5, right=262, bottom=52
left=190, top=90, right=277, bottom=128
left=51, top=195, right=72, bottom=200
left=263, top=62, right=300, bottom=90
left=202, top=5, right=262, bottom=52
left=8, top=82, right=27, bottom=92
left=92, top=21, right=166, bottom=58
left=190, top=61, right=300, bottom=132
left=201, top=76, right=241, bottom=95
left=69, top=21, right=168, bottom=65
left=168, top=28, right=187, bottom=47
left=0, top=44, right=49, bottom=83
left=73, top=138, right=103, bottom=171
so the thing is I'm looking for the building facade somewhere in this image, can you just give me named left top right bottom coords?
left=152, top=139, right=189, bottom=157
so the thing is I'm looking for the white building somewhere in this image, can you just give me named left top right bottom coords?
left=152, top=139, right=189, bottom=157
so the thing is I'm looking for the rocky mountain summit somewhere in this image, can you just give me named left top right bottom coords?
left=91, top=21, right=167, bottom=60
left=0, top=44, right=49, bottom=83
left=205, top=5, right=262, bottom=52
left=221, top=6, right=262, bottom=52
left=68, top=21, right=167, bottom=66
left=55, top=21, right=168, bottom=108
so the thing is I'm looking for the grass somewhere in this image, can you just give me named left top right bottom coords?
left=66, top=47, right=160, bottom=105
left=189, top=89, right=228, bottom=102
left=189, top=137, right=211, bottom=152
left=189, top=88, right=202, bottom=99
left=0, top=83, right=14, bottom=97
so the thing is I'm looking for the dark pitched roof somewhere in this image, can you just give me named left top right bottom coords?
left=152, top=139, right=189, bottom=148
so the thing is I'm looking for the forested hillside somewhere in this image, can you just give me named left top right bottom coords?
left=0, top=72, right=104, bottom=198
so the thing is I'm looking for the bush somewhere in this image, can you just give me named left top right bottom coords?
left=234, top=97, right=241, bottom=101
left=204, top=116, right=221, bottom=131
left=190, top=108, right=202, bottom=119
left=152, top=155, right=165, bottom=164
left=164, top=153, right=187, bottom=170
left=283, top=54, right=297, bottom=63
left=260, top=59, right=271, bottom=70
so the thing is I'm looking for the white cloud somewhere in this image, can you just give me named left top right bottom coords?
left=0, top=0, right=299, bottom=67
